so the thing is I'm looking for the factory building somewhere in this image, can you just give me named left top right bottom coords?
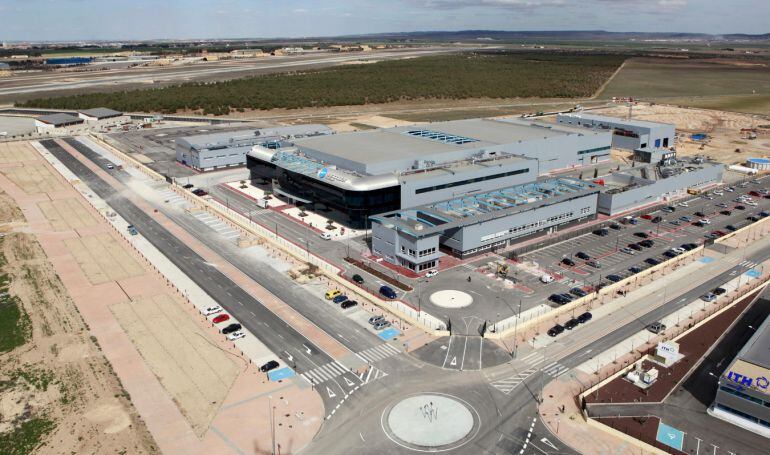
left=371, top=178, right=600, bottom=268
left=176, top=124, right=332, bottom=172
left=77, top=107, right=127, bottom=125
left=596, top=160, right=724, bottom=215
left=34, top=113, right=84, bottom=132
left=247, top=117, right=612, bottom=228
left=710, top=312, right=770, bottom=437
left=557, top=113, right=675, bottom=152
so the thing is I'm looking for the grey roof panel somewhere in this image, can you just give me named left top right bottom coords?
left=736, top=308, right=770, bottom=370
left=36, top=113, right=83, bottom=126
left=79, top=107, right=123, bottom=119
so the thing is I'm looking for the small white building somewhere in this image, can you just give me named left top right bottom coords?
left=34, top=113, right=84, bottom=132
left=77, top=107, right=128, bottom=125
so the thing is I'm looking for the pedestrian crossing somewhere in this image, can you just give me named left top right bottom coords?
left=299, top=360, right=350, bottom=385
left=357, top=366, right=388, bottom=384
left=157, top=189, right=191, bottom=210
left=355, top=343, right=401, bottom=363
left=738, top=260, right=760, bottom=269
left=541, top=361, right=570, bottom=378
left=191, top=211, right=240, bottom=242
left=491, top=368, right=537, bottom=395
left=519, top=351, right=547, bottom=368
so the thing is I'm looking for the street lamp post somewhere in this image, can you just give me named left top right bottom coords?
left=512, top=300, right=522, bottom=358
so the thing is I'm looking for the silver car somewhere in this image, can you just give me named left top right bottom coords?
left=373, top=320, right=391, bottom=330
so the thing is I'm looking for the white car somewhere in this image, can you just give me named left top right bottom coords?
left=226, top=331, right=245, bottom=341
left=202, top=305, right=223, bottom=316
left=700, top=219, right=711, bottom=225
left=746, top=201, right=758, bottom=207
left=540, top=274, right=555, bottom=284
left=713, top=190, right=723, bottom=196
left=678, top=202, right=689, bottom=207
left=725, top=187, right=734, bottom=192
left=425, top=269, right=438, bottom=278
left=672, top=247, right=686, bottom=254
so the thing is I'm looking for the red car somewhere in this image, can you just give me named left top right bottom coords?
left=212, top=314, right=230, bottom=324
left=641, top=214, right=653, bottom=220
left=749, top=191, right=760, bottom=197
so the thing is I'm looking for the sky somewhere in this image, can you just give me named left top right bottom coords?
left=1, top=0, right=768, bottom=42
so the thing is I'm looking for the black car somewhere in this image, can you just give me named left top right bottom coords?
left=735, top=205, right=746, bottom=210
left=606, top=274, right=622, bottom=282
left=561, top=258, right=576, bottom=267
left=693, top=221, right=705, bottom=227
left=577, top=312, right=593, bottom=323
left=628, top=243, right=643, bottom=251
left=628, top=266, right=642, bottom=274
left=341, top=300, right=358, bottom=309
left=222, top=323, right=242, bottom=334
left=680, top=243, right=695, bottom=251
left=609, top=223, right=622, bottom=230
left=547, top=324, right=565, bottom=337
left=695, top=211, right=706, bottom=217
left=639, top=239, right=654, bottom=248
left=559, top=293, right=574, bottom=302
left=651, top=216, right=662, bottom=223
left=748, top=215, right=760, bottom=222
left=720, top=210, right=732, bottom=216
left=192, top=188, right=208, bottom=196
left=713, top=287, right=727, bottom=296
left=564, top=318, right=580, bottom=330
left=685, top=243, right=699, bottom=249
left=726, top=225, right=737, bottom=232
left=634, top=232, right=650, bottom=238
left=352, top=274, right=364, bottom=284
left=549, top=294, right=568, bottom=304
left=570, top=287, right=587, bottom=297
left=593, top=228, right=609, bottom=236
left=663, top=250, right=677, bottom=258
left=260, top=360, right=280, bottom=373
left=182, top=183, right=194, bottom=189
left=575, top=252, right=590, bottom=260
left=645, top=258, right=661, bottom=266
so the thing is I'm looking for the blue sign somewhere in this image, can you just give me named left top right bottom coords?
left=656, top=422, right=684, bottom=451
left=699, top=257, right=715, bottom=264
left=378, top=328, right=400, bottom=341
left=745, top=269, right=761, bottom=279
left=317, top=168, right=328, bottom=179
left=726, top=371, right=769, bottom=391
left=268, top=367, right=296, bottom=382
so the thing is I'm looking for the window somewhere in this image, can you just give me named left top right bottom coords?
left=418, top=247, right=436, bottom=257
left=578, top=146, right=611, bottom=155
left=415, top=168, right=529, bottom=194
left=405, top=129, right=479, bottom=145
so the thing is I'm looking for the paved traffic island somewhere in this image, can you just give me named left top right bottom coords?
left=429, top=290, right=473, bottom=309
left=381, top=393, right=481, bottom=451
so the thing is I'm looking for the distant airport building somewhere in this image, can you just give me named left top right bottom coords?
left=176, top=124, right=332, bottom=172
left=710, top=311, right=770, bottom=437
left=247, top=117, right=612, bottom=229
left=557, top=113, right=675, bottom=152
left=34, top=113, right=84, bottom=132
left=77, top=107, right=127, bottom=125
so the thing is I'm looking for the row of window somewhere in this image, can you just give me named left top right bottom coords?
left=415, top=168, right=530, bottom=195
left=400, top=245, right=438, bottom=258
left=203, top=153, right=241, bottom=161
left=719, top=386, right=770, bottom=408
left=715, top=404, right=770, bottom=428
left=405, top=129, right=479, bottom=145
left=577, top=146, right=611, bottom=155
left=478, top=206, right=590, bottom=243
left=419, top=247, right=437, bottom=257
left=398, top=257, right=437, bottom=271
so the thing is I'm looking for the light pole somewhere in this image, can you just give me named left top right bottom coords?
left=512, top=300, right=522, bottom=358
left=268, top=395, right=276, bottom=455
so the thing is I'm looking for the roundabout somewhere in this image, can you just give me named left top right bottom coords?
left=429, top=290, right=473, bottom=309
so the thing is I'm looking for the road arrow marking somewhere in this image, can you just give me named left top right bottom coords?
left=540, top=437, right=558, bottom=450
left=450, top=356, right=457, bottom=366
left=344, top=376, right=354, bottom=387
left=326, top=387, right=336, bottom=398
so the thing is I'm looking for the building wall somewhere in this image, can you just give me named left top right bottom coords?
left=714, top=385, right=770, bottom=426
left=598, top=165, right=724, bottom=215
left=399, top=160, right=536, bottom=208
left=557, top=114, right=675, bottom=152
left=176, top=142, right=250, bottom=171
left=371, top=222, right=441, bottom=271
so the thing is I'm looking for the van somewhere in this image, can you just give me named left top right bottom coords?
left=325, top=289, right=341, bottom=300
left=320, top=232, right=333, bottom=240
left=379, top=285, right=397, bottom=300
left=540, top=274, right=554, bottom=284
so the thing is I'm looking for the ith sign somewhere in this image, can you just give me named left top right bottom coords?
left=726, top=371, right=770, bottom=391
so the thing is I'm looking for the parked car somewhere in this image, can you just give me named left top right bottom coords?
left=325, top=289, right=342, bottom=300
left=547, top=324, right=565, bottom=337
left=564, top=318, right=580, bottom=330
left=341, top=300, right=358, bottom=309
left=679, top=216, right=692, bottom=222
left=670, top=220, right=682, bottom=226
left=720, top=210, right=732, bottom=216
left=647, top=321, right=666, bottom=334
left=645, top=258, right=660, bottom=266
left=713, top=287, right=727, bottom=296
left=425, top=269, right=438, bottom=278
left=726, top=225, right=737, bottom=232
left=639, top=239, right=654, bottom=248
left=735, top=205, right=746, bottom=210
left=368, top=315, right=386, bottom=325
left=586, top=260, right=601, bottom=269
left=559, top=293, right=574, bottom=303
left=701, top=293, right=717, bottom=302
left=540, top=274, right=555, bottom=284
left=628, top=266, right=642, bottom=274
left=694, top=211, right=706, bottom=217
left=634, top=232, right=650, bottom=239
left=260, top=360, right=280, bottom=373
left=681, top=243, right=696, bottom=251
left=373, top=320, right=391, bottom=330
left=620, top=247, right=635, bottom=255
left=561, top=258, right=576, bottom=267
left=203, top=306, right=223, bottom=316
left=609, top=223, right=622, bottom=230
left=182, top=183, right=194, bottom=189
left=663, top=250, right=678, bottom=258
left=549, top=294, right=569, bottom=304
left=212, top=314, right=230, bottom=324
left=570, top=287, right=587, bottom=297
left=221, top=323, right=242, bottom=335
left=379, top=286, right=397, bottom=299
left=672, top=247, right=686, bottom=254
left=700, top=218, right=712, bottom=225
left=332, top=294, right=349, bottom=304
left=678, top=201, right=689, bottom=207
left=628, top=243, right=643, bottom=251
left=593, top=228, right=609, bottom=236
left=606, top=274, right=622, bottom=282
left=651, top=216, right=662, bottom=223
left=641, top=214, right=653, bottom=220
left=192, top=188, right=208, bottom=196
left=575, top=252, right=590, bottom=260
left=352, top=274, right=365, bottom=284
left=227, top=331, right=245, bottom=341
left=577, top=312, right=593, bottom=324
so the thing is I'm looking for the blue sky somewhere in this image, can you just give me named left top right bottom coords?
left=1, top=0, right=768, bottom=41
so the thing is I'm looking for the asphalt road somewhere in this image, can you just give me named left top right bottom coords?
left=40, top=138, right=363, bottom=410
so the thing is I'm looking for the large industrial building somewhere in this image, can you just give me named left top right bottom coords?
left=247, top=117, right=612, bottom=228
left=176, top=124, right=332, bottom=171
left=711, top=313, right=770, bottom=437
left=557, top=113, right=675, bottom=152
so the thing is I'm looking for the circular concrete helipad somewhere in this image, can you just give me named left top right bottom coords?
left=384, top=394, right=476, bottom=450
left=429, top=290, right=473, bottom=309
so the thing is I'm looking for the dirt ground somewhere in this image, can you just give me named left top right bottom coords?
left=0, top=165, right=64, bottom=195
left=590, top=103, right=770, bottom=165
left=110, top=294, right=242, bottom=436
left=63, top=233, right=145, bottom=285
left=37, top=198, right=97, bottom=231
left=0, top=226, right=157, bottom=454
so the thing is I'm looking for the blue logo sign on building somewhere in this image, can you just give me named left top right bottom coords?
left=317, top=168, right=328, bottom=179
left=726, top=371, right=770, bottom=391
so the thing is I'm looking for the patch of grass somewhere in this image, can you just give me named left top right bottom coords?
left=19, top=51, right=626, bottom=115
left=0, top=295, right=31, bottom=353
left=348, top=122, right=378, bottom=130
left=662, top=94, right=770, bottom=116
left=0, top=418, right=55, bottom=455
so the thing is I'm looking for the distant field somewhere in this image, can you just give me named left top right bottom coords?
left=659, top=94, right=770, bottom=116
left=18, top=52, right=626, bottom=115
left=599, top=57, right=770, bottom=100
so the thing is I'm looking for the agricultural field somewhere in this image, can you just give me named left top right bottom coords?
left=18, top=52, right=626, bottom=115
left=598, top=57, right=770, bottom=114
